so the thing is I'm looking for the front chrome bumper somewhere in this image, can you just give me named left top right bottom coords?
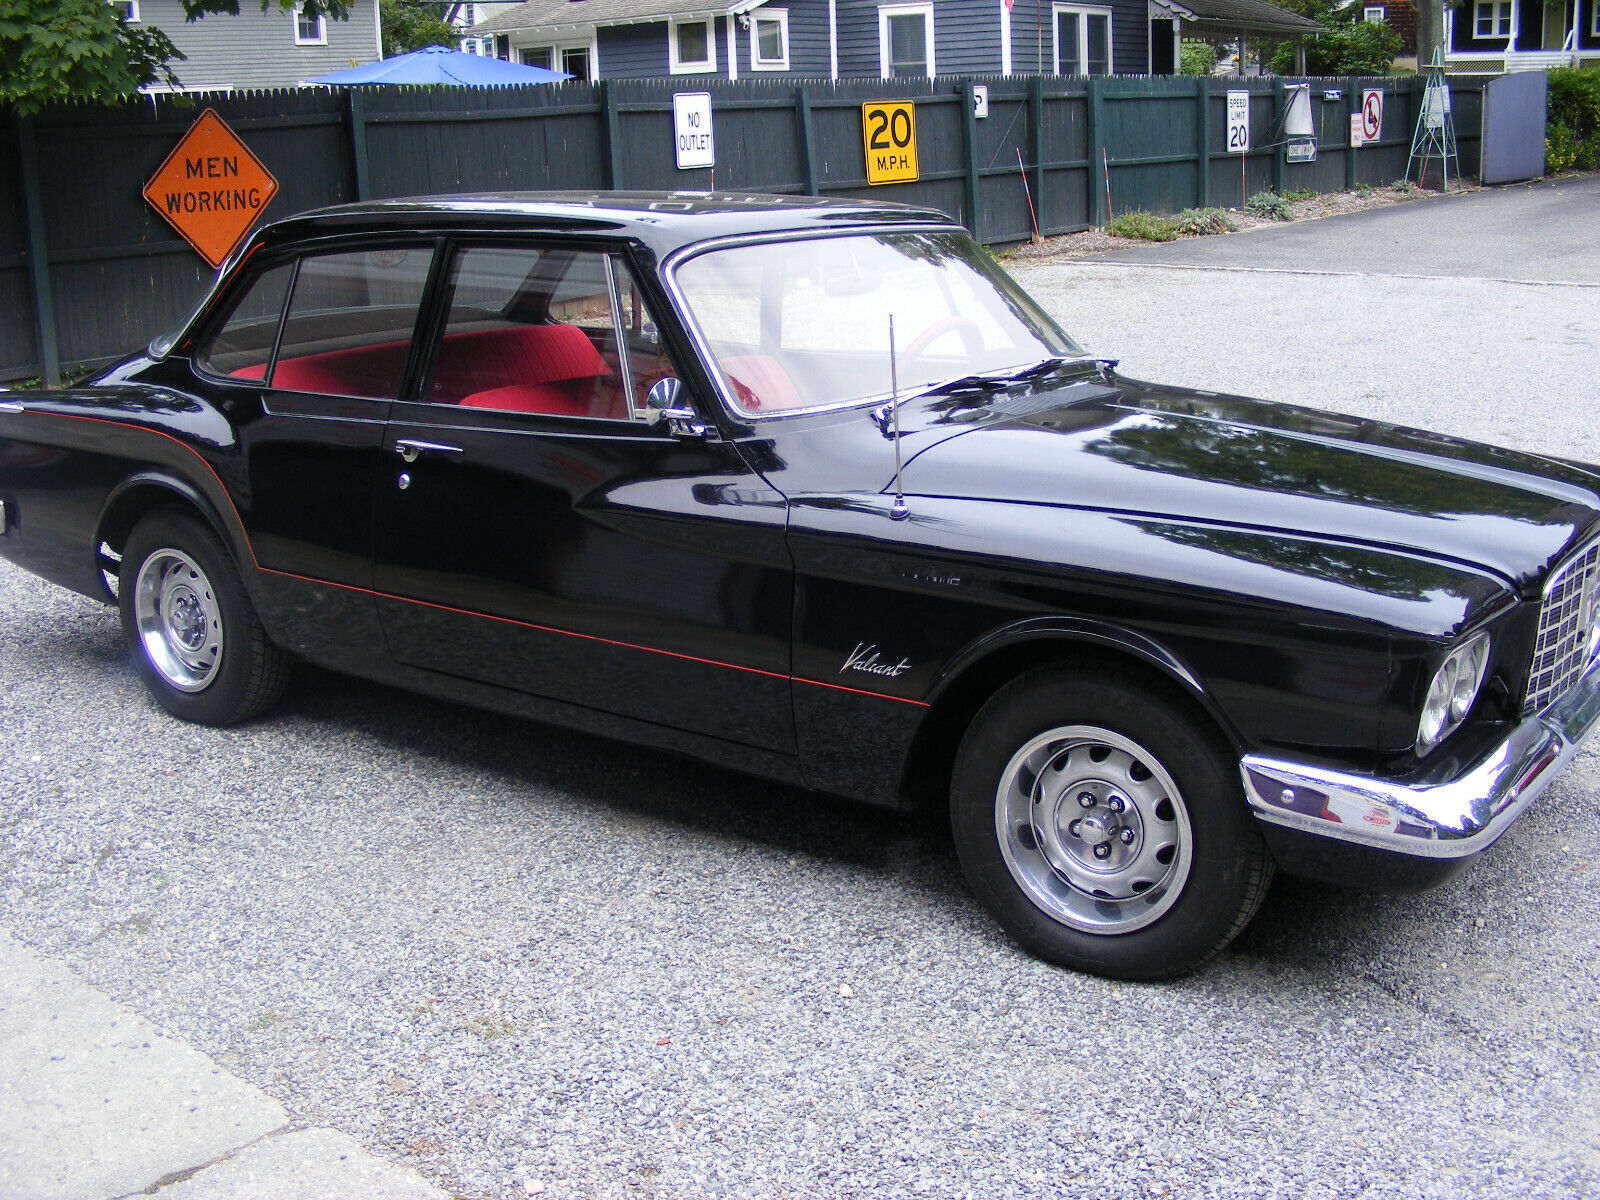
left=1241, top=657, right=1600, bottom=859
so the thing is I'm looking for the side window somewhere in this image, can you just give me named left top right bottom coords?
left=271, top=247, right=433, bottom=400
left=196, top=263, right=293, bottom=380
left=425, top=245, right=667, bottom=421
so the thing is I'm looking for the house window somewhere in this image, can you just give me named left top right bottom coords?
left=1363, top=5, right=1385, bottom=21
left=1592, top=0, right=1599, bottom=35
left=562, top=45, right=591, bottom=79
left=293, top=3, right=326, bottom=45
left=1053, top=5, right=1112, bottom=75
left=521, top=46, right=554, bottom=69
left=751, top=9, right=790, bottom=70
left=670, top=18, right=716, bottom=73
left=109, top=0, right=139, bottom=22
left=1473, top=0, right=1511, bottom=37
left=879, top=4, right=934, bottom=78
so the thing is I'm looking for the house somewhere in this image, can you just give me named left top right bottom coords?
left=468, top=0, right=1318, bottom=80
left=114, top=0, right=382, bottom=90
left=1444, top=0, right=1600, bottom=70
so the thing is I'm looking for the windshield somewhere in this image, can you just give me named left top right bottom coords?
left=673, top=230, right=1082, bottom=416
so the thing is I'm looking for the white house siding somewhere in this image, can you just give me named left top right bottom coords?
left=137, top=0, right=381, bottom=90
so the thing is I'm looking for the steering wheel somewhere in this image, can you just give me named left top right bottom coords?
left=896, top=317, right=984, bottom=372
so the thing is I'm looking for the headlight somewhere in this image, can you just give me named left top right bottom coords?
left=1416, top=633, right=1491, bottom=756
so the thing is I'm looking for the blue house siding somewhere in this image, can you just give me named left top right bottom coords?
left=783, top=3, right=834, bottom=74
left=936, top=0, right=1004, bottom=74
left=1010, top=0, right=1147, bottom=76
left=598, top=22, right=669, bottom=75
left=505, top=0, right=1160, bottom=81
left=836, top=0, right=881, bottom=76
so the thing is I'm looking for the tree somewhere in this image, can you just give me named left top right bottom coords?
left=1, top=0, right=350, bottom=115
left=1261, top=0, right=1401, bottom=74
left=380, top=0, right=456, bottom=56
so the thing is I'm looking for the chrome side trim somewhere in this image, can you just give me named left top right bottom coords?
left=1242, top=656, right=1600, bottom=859
left=0, top=401, right=25, bottom=414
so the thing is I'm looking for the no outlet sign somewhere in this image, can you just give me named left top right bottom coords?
left=673, top=93, right=714, bottom=170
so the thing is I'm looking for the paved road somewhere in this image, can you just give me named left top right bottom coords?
left=1094, top=173, right=1600, bottom=284
left=3, top=181, right=1599, bottom=1200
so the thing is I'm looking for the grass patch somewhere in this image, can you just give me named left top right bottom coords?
left=1282, top=187, right=1315, bottom=202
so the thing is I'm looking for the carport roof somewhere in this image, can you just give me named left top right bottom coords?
left=1156, top=0, right=1323, bottom=35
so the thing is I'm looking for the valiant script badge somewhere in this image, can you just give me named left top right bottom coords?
left=841, top=643, right=911, bottom=678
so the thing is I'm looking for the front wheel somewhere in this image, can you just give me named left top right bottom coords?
left=119, top=512, right=290, bottom=726
left=951, top=668, right=1272, bottom=980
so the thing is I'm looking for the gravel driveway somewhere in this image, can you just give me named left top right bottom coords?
left=3, top=195, right=1599, bottom=1199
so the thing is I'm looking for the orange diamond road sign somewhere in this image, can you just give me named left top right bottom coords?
left=143, top=109, right=279, bottom=269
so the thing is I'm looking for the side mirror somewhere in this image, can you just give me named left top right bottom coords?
left=644, top=376, right=706, bottom=438
left=644, top=376, right=684, bottom=421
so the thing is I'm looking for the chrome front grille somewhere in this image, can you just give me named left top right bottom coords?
left=1524, top=538, right=1600, bottom=716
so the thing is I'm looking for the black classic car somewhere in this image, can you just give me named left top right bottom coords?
left=4, top=193, right=1598, bottom=980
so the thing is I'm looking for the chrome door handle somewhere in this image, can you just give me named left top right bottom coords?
left=394, top=439, right=464, bottom=463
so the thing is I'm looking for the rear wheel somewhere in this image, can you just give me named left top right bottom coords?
left=951, top=667, right=1271, bottom=980
left=119, top=512, right=289, bottom=725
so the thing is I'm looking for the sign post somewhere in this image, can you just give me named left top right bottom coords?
left=862, top=100, right=919, bottom=185
left=673, top=92, right=715, bottom=170
left=142, top=109, right=278, bottom=269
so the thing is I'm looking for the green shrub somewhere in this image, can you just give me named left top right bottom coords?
left=1354, top=182, right=1372, bottom=195
left=1108, top=210, right=1179, bottom=240
left=1546, top=68, right=1600, bottom=172
left=1390, top=177, right=1417, bottom=193
left=1180, top=39, right=1218, bottom=76
left=1265, top=19, right=1400, bottom=75
left=1245, top=190, right=1292, bottom=220
left=1171, top=207, right=1237, bottom=236
left=1282, top=187, right=1315, bottom=202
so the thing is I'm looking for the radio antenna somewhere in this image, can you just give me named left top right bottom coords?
left=888, top=314, right=908, bottom=520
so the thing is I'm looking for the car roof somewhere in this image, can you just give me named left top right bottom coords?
left=251, top=191, right=962, bottom=259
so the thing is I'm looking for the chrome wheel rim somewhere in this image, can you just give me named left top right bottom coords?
left=995, top=725, right=1193, bottom=935
left=133, top=549, right=223, bottom=692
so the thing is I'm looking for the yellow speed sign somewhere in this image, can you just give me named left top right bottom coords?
left=862, top=100, right=918, bottom=185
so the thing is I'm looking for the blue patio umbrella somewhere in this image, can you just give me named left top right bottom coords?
left=310, top=45, right=571, bottom=86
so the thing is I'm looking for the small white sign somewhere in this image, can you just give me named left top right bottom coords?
left=1361, top=88, right=1384, bottom=142
left=1350, top=112, right=1365, bottom=147
left=673, top=92, right=714, bottom=170
left=1287, top=139, right=1317, bottom=163
left=1226, top=90, right=1250, bottom=154
left=972, top=84, right=988, bottom=120
left=1423, top=83, right=1450, bottom=130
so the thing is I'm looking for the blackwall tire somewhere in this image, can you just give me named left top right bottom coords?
left=119, top=512, right=289, bottom=726
left=951, top=667, right=1272, bottom=980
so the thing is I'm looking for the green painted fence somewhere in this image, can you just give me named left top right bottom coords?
left=0, top=72, right=1489, bottom=383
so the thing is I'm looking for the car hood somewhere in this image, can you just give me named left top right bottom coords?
left=897, top=377, right=1600, bottom=590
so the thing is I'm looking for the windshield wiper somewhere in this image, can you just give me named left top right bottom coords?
left=913, top=355, right=1087, bottom=400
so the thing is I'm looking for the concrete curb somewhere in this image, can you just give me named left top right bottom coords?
left=0, top=931, right=452, bottom=1200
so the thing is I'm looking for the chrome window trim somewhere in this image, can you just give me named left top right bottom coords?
left=662, top=223, right=1079, bottom=423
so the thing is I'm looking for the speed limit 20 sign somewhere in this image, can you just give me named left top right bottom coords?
left=1225, top=90, right=1250, bottom=153
left=862, top=100, right=918, bottom=185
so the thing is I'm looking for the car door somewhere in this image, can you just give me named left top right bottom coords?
left=370, top=239, right=796, bottom=754
left=192, top=241, right=436, bottom=670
